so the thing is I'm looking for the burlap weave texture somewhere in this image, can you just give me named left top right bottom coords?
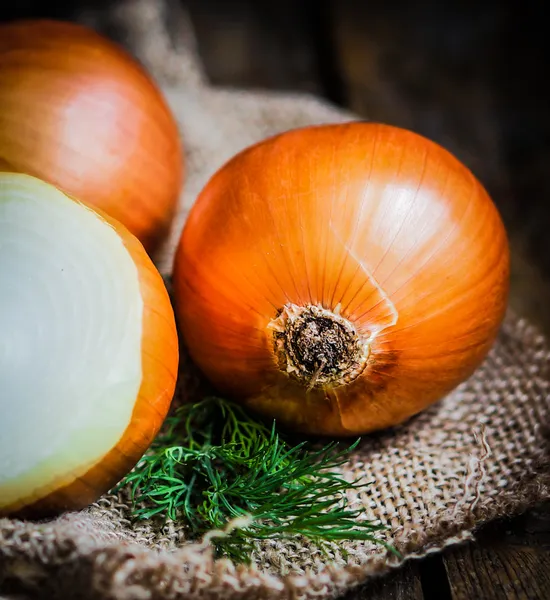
left=1, top=2, right=549, bottom=598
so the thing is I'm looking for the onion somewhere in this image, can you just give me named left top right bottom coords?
left=0, top=172, right=179, bottom=517
left=0, top=19, right=183, bottom=253
left=173, top=123, right=510, bottom=436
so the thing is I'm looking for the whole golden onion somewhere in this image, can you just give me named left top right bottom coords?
left=173, top=123, right=510, bottom=436
left=0, top=19, right=183, bottom=252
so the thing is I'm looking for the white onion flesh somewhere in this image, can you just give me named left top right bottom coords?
left=0, top=173, right=143, bottom=509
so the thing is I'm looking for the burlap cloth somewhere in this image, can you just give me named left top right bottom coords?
left=1, top=1, right=549, bottom=598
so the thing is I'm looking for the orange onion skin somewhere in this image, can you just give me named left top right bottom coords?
left=173, top=122, right=510, bottom=437
left=0, top=19, right=183, bottom=253
left=4, top=204, right=179, bottom=519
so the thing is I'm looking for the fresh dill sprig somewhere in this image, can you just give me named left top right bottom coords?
left=118, top=396, right=398, bottom=563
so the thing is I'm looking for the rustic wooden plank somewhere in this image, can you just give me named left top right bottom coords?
left=490, top=5, right=550, bottom=279
left=330, top=0, right=506, bottom=176
left=350, top=505, right=550, bottom=600
left=341, top=562, right=424, bottom=600
left=443, top=543, right=550, bottom=600
left=486, top=503, right=550, bottom=548
left=441, top=503, right=550, bottom=600
left=185, top=0, right=322, bottom=94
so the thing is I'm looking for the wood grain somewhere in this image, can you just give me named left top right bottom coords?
left=341, top=563, right=424, bottom=600
left=444, top=544, right=550, bottom=600
left=442, top=504, right=550, bottom=600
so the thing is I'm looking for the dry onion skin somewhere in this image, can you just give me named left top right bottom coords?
left=0, top=19, right=183, bottom=253
left=173, top=123, right=510, bottom=436
left=0, top=173, right=179, bottom=518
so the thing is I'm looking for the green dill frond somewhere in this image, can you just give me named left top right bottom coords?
left=118, top=396, right=399, bottom=563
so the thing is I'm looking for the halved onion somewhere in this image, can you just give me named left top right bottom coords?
left=0, top=172, right=179, bottom=518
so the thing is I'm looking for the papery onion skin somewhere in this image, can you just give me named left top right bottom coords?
left=0, top=19, right=183, bottom=253
left=173, top=122, right=510, bottom=437
left=0, top=175, right=179, bottom=518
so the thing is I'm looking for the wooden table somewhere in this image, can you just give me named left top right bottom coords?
left=184, top=2, right=550, bottom=598
left=1, top=1, right=548, bottom=598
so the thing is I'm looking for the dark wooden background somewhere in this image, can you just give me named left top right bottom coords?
left=1, top=1, right=549, bottom=598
